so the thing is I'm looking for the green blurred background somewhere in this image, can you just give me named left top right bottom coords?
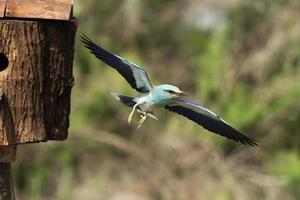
left=14, top=0, right=300, bottom=199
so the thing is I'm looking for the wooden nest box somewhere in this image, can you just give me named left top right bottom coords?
left=0, top=0, right=77, bottom=161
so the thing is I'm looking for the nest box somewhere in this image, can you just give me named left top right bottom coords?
left=0, top=0, right=77, bottom=153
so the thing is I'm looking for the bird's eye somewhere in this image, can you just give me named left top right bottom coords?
left=164, top=89, right=176, bottom=94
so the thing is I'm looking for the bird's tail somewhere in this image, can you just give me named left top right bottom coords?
left=111, top=93, right=137, bottom=108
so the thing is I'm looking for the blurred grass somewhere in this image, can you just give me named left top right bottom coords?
left=13, top=0, right=300, bottom=199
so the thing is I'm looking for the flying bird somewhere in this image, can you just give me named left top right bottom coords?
left=81, top=34, right=258, bottom=146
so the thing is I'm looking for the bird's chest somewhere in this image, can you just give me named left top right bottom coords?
left=149, top=94, right=171, bottom=107
left=137, top=96, right=153, bottom=112
left=138, top=96, right=164, bottom=112
left=137, top=93, right=170, bottom=112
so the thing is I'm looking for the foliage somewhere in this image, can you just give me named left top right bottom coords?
left=14, top=0, right=300, bottom=199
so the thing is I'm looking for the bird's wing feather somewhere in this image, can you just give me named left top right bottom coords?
left=81, top=34, right=152, bottom=93
left=111, top=93, right=137, bottom=107
left=165, top=98, right=258, bottom=146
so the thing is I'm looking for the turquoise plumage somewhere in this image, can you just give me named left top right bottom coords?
left=81, top=34, right=258, bottom=146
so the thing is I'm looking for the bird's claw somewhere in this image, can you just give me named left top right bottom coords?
left=127, top=115, right=132, bottom=124
left=138, top=115, right=147, bottom=128
left=128, top=104, right=138, bottom=124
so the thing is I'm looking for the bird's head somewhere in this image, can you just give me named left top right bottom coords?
left=154, top=84, right=188, bottom=100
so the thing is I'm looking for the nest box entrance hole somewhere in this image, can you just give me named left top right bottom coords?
left=0, top=53, right=8, bottom=71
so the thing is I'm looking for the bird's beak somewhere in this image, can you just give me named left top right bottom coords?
left=177, top=91, right=188, bottom=97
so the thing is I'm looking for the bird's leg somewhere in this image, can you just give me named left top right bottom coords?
left=138, top=114, right=147, bottom=128
left=128, top=104, right=139, bottom=124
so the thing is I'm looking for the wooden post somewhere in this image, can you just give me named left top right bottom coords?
left=0, top=163, right=15, bottom=200
left=0, top=0, right=77, bottom=198
left=0, top=147, right=16, bottom=200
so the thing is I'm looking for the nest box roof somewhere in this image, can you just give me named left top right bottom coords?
left=0, top=0, right=73, bottom=20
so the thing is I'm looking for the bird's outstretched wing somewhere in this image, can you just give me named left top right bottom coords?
left=165, top=98, right=258, bottom=146
left=81, top=34, right=153, bottom=93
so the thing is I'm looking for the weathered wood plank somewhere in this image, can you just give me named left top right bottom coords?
left=0, top=0, right=7, bottom=18
left=5, top=0, right=73, bottom=20
left=0, top=19, right=77, bottom=145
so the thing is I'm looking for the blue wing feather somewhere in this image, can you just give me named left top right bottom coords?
left=166, top=98, right=258, bottom=146
left=81, top=34, right=152, bottom=93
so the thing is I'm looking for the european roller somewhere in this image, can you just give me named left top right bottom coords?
left=81, top=34, right=258, bottom=146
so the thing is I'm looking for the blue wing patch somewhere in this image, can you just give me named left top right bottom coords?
left=81, top=34, right=153, bottom=93
left=166, top=98, right=258, bottom=146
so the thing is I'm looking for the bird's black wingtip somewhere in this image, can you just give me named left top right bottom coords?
left=80, top=33, right=92, bottom=45
left=218, top=118, right=259, bottom=147
left=235, top=133, right=259, bottom=147
left=249, top=139, right=260, bottom=147
left=241, top=136, right=259, bottom=147
left=80, top=33, right=90, bottom=41
left=79, top=33, right=98, bottom=54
